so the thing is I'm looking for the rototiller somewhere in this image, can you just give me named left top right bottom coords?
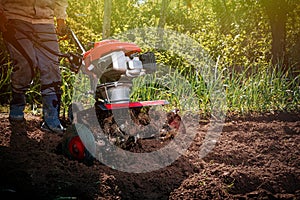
left=60, top=30, right=182, bottom=165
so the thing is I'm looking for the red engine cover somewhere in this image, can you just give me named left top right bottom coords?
left=83, top=39, right=141, bottom=68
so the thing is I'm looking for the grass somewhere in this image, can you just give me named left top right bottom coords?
left=223, top=65, right=299, bottom=115
left=130, top=60, right=299, bottom=117
left=0, top=57, right=299, bottom=118
left=131, top=63, right=200, bottom=113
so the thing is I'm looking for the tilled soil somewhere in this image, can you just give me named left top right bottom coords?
left=0, top=111, right=299, bottom=200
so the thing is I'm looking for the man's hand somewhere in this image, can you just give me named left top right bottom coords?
left=0, top=9, right=8, bottom=32
left=56, top=19, right=68, bottom=36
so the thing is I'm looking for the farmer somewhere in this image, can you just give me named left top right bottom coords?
left=0, top=0, right=68, bottom=135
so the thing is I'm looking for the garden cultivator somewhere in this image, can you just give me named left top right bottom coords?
left=60, top=31, right=184, bottom=165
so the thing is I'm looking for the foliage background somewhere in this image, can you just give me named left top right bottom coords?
left=0, top=0, right=299, bottom=116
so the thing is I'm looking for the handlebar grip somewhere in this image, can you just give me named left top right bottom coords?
left=139, top=52, right=157, bottom=73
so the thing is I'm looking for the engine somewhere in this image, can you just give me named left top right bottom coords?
left=81, top=39, right=157, bottom=104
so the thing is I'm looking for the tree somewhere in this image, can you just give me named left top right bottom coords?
left=260, top=0, right=295, bottom=69
left=211, top=0, right=233, bottom=35
left=158, top=0, right=170, bottom=29
left=156, top=0, right=170, bottom=48
left=103, top=0, right=112, bottom=39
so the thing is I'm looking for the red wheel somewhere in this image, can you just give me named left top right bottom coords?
left=67, top=136, right=85, bottom=160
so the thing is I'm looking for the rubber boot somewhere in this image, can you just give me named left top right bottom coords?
left=9, top=92, right=26, bottom=120
left=9, top=92, right=27, bottom=135
left=41, top=94, right=65, bottom=135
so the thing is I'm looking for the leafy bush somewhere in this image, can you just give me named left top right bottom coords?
left=0, top=0, right=299, bottom=116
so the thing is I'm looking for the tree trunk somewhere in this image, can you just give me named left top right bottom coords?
left=269, top=8, right=287, bottom=67
left=211, top=0, right=233, bottom=35
left=158, top=0, right=170, bottom=29
left=157, top=0, right=170, bottom=48
left=261, top=0, right=288, bottom=69
left=102, top=0, right=112, bottom=39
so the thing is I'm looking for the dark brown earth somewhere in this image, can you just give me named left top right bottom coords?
left=0, top=111, right=299, bottom=200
